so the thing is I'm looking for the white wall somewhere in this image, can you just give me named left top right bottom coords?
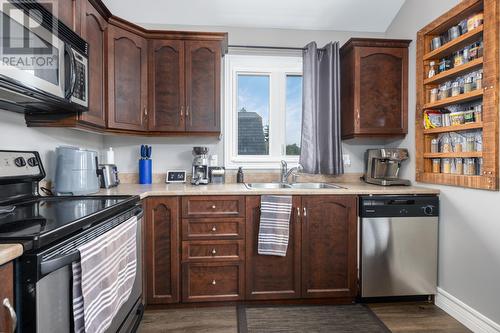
left=0, top=110, right=103, bottom=180
left=103, top=24, right=400, bottom=174
left=386, top=0, right=500, bottom=325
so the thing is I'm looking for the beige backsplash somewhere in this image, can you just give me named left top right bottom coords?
left=119, top=171, right=364, bottom=184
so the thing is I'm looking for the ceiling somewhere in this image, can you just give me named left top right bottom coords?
left=101, top=0, right=406, bottom=32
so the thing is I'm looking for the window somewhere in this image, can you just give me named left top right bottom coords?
left=224, top=54, right=303, bottom=169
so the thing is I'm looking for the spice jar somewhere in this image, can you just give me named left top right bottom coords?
left=477, top=158, right=483, bottom=175
left=474, top=105, right=482, bottom=122
left=429, top=88, right=438, bottom=103
left=431, top=37, right=442, bottom=51
left=442, top=158, right=452, bottom=174
left=432, top=159, right=441, bottom=173
left=439, top=83, right=450, bottom=99
left=451, top=81, right=460, bottom=96
left=464, top=158, right=476, bottom=175
left=475, top=133, right=482, bottom=152
left=428, top=61, right=436, bottom=78
left=454, top=158, right=463, bottom=175
left=431, top=138, right=439, bottom=153
left=453, top=137, right=463, bottom=152
left=448, top=26, right=461, bottom=40
left=464, top=77, right=473, bottom=93
left=442, top=136, right=452, bottom=153
left=466, top=136, right=476, bottom=152
left=453, top=51, right=464, bottom=66
left=475, top=72, right=482, bottom=90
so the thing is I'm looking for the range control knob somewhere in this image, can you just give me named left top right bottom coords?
left=27, top=157, right=38, bottom=167
left=14, top=157, right=26, bottom=167
left=423, top=205, right=434, bottom=215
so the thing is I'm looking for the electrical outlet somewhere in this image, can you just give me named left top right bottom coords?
left=343, top=154, right=351, bottom=167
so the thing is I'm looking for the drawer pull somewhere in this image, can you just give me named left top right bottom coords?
left=211, top=205, right=216, bottom=209
left=3, top=298, right=17, bottom=333
left=211, top=279, right=217, bottom=285
left=211, top=248, right=217, bottom=255
left=211, top=226, right=217, bottom=232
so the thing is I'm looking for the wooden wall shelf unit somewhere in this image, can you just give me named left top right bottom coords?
left=416, top=0, right=499, bottom=190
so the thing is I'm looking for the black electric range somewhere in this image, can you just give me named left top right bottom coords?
left=0, top=150, right=144, bottom=333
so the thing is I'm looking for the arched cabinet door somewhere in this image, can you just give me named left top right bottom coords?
left=301, top=196, right=357, bottom=298
left=144, top=197, right=180, bottom=304
left=185, top=41, right=221, bottom=133
left=107, top=25, right=148, bottom=131
left=148, top=40, right=185, bottom=132
left=78, top=0, right=107, bottom=127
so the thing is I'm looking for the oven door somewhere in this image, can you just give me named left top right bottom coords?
left=16, top=207, right=144, bottom=333
left=0, top=5, right=66, bottom=99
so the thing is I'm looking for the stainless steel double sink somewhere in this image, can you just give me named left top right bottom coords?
left=244, top=182, right=345, bottom=190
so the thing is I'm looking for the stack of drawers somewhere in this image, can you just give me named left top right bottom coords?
left=181, top=196, right=245, bottom=302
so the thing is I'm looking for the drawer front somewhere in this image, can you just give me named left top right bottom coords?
left=182, top=218, right=244, bottom=240
left=182, top=261, right=244, bottom=302
left=182, top=196, right=245, bottom=218
left=183, top=240, right=244, bottom=261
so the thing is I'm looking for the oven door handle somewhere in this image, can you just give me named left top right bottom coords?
left=40, top=207, right=143, bottom=276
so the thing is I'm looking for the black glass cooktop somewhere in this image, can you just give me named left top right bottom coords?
left=0, top=196, right=138, bottom=250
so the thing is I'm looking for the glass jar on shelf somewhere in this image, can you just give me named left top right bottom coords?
left=429, top=88, right=438, bottom=103
left=451, top=81, right=460, bottom=97
left=474, top=105, right=482, bottom=122
left=464, top=77, right=474, bottom=93
left=428, top=61, right=436, bottom=78
left=432, top=159, right=441, bottom=173
left=466, top=136, right=476, bottom=152
left=442, top=136, right=452, bottom=153
left=439, top=83, right=451, bottom=99
left=475, top=72, right=483, bottom=90
left=475, top=133, right=482, bottom=152
left=464, top=158, right=476, bottom=175
left=431, top=138, right=439, bottom=153
left=442, top=158, right=452, bottom=174
left=453, top=137, right=463, bottom=152
left=454, top=158, right=463, bottom=175
left=477, top=158, right=483, bottom=176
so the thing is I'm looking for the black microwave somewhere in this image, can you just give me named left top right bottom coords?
left=0, top=1, right=88, bottom=113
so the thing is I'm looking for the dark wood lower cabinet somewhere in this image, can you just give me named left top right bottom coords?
left=0, top=262, right=14, bottom=333
left=301, top=196, right=358, bottom=298
left=182, top=261, right=244, bottom=302
left=144, top=195, right=357, bottom=306
left=144, top=197, right=180, bottom=304
left=245, top=196, right=302, bottom=300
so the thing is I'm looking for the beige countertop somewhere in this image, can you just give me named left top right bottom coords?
left=0, top=244, right=23, bottom=266
left=98, top=182, right=439, bottom=199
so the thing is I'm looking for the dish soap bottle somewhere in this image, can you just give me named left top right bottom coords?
left=236, top=167, right=244, bottom=183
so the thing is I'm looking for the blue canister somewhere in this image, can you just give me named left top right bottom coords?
left=139, top=159, right=152, bottom=184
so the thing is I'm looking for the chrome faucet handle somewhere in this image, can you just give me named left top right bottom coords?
left=280, top=160, right=288, bottom=183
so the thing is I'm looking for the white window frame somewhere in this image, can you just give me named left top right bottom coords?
left=224, top=54, right=303, bottom=169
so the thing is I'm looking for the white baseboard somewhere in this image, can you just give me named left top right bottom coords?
left=435, top=287, right=500, bottom=333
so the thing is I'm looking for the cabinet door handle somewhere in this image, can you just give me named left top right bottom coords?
left=211, top=279, right=217, bottom=285
left=296, top=207, right=300, bottom=217
left=144, top=107, right=148, bottom=117
left=303, top=207, right=307, bottom=217
left=211, top=205, right=216, bottom=209
left=3, top=298, right=17, bottom=333
left=211, top=248, right=217, bottom=255
left=180, top=105, right=184, bottom=117
left=186, top=105, right=190, bottom=117
left=211, top=226, right=217, bottom=232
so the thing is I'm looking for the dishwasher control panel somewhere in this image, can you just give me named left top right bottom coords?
left=360, top=195, right=439, bottom=218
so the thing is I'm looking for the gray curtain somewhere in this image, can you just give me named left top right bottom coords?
left=299, top=41, right=343, bottom=175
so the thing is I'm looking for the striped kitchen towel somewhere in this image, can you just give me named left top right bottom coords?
left=258, top=195, right=292, bottom=256
left=72, top=215, right=137, bottom=333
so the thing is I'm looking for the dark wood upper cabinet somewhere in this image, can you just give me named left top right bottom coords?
left=245, top=196, right=302, bottom=300
left=340, top=38, right=411, bottom=139
left=78, top=0, right=107, bottom=127
left=107, top=24, right=148, bottom=131
left=301, top=195, right=357, bottom=298
left=144, top=197, right=180, bottom=304
left=149, top=40, right=185, bottom=132
left=185, top=41, right=221, bottom=133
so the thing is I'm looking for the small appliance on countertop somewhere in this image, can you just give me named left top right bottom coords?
left=54, top=146, right=100, bottom=195
left=97, top=164, right=120, bottom=189
left=363, top=148, right=411, bottom=186
left=166, top=170, right=187, bottom=183
left=209, top=167, right=226, bottom=184
left=191, top=146, right=209, bottom=185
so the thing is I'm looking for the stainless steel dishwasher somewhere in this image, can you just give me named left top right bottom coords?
left=359, top=195, right=439, bottom=298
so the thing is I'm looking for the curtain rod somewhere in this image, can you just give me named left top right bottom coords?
left=228, top=44, right=306, bottom=51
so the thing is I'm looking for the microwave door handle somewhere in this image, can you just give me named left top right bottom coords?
left=64, top=45, right=77, bottom=99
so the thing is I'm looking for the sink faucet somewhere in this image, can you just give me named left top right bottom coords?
left=280, top=160, right=303, bottom=184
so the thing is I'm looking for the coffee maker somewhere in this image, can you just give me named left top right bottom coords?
left=363, top=148, right=411, bottom=186
left=191, top=146, right=209, bottom=185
